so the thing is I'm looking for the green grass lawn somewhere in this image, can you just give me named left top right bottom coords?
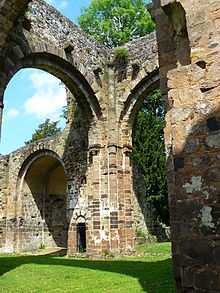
left=135, top=241, right=172, bottom=255
left=0, top=243, right=175, bottom=293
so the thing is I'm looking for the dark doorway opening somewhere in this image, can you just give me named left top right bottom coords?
left=76, top=223, right=86, bottom=253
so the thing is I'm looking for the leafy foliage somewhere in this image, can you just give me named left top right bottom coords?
left=60, top=93, right=78, bottom=123
left=114, top=47, right=128, bottom=58
left=78, top=0, right=155, bottom=48
left=25, top=118, right=61, bottom=145
left=39, top=243, right=46, bottom=250
left=60, top=106, right=68, bottom=120
left=133, top=90, right=169, bottom=225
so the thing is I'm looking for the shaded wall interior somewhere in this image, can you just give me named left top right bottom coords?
left=19, top=155, right=67, bottom=252
left=148, top=0, right=220, bottom=291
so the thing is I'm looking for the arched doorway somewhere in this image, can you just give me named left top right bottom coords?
left=18, top=151, right=67, bottom=252
left=76, top=216, right=86, bottom=253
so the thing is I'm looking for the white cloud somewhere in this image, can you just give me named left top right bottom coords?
left=59, top=0, right=68, bottom=9
left=6, top=108, right=19, bottom=119
left=46, top=0, right=68, bottom=10
left=5, top=108, right=19, bottom=119
left=24, top=71, right=66, bottom=121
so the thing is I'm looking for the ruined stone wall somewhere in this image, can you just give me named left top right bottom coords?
left=0, top=0, right=31, bottom=131
left=0, top=0, right=109, bottom=123
left=2, top=0, right=220, bottom=290
left=0, top=106, right=88, bottom=253
left=0, top=0, right=164, bottom=258
left=0, top=0, right=30, bottom=51
left=0, top=128, right=164, bottom=254
left=150, top=0, right=220, bottom=291
left=25, top=0, right=109, bottom=98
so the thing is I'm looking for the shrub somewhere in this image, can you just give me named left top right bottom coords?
left=114, top=47, right=128, bottom=59
left=39, top=243, right=46, bottom=250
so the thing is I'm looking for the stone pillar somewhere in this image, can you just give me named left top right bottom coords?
left=0, top=155, right=9, bottom=252
left=150, top=0, right=220, bottom=291
left=78, top=64, right=135, bottom=258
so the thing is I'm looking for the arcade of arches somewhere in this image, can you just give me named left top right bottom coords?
left=0, top=0, right=220, bottom=292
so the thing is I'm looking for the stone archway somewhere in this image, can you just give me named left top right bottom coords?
left=0, top=0, right=161, bottom=257
left=118, top=66, right=170, bottom=242
left=1, top=52, right=101, bottom=124
left=1, top=0, right=220, bottom=291
left=0, top=0, right=107, bottom=132
left=17, top=150, right=67, bottom=253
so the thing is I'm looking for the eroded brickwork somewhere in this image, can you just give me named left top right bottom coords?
left=0, top=155, right=9, bottom=250
left=2, top=2, right=220, bottom=292
left=149, top=0, right=220, bottom=291
left=0, top=0, right=160, bottom=258
left=2, top=0, right=219, bottom=290
left=0, top=0, right=184, bottom=261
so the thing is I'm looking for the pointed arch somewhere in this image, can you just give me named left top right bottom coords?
left=120, top=69, right=160, bottom=126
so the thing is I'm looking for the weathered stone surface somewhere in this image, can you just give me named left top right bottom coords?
left=0, top=0, right=162, bottom=258
left=1, top=0, right=220, bottom=290
left=149, top=0, right=220, bottom=291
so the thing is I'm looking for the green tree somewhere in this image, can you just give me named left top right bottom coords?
left=132, top=90, right=169, bottom=225
left=60, top=105, right=68, bottom=120
left=25, top=118, right=61, bottom=145
left=78, top=0, right=155, bottom=48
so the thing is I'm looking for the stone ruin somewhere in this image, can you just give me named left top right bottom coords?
left=0, top=0, right=165, bottom=254
left=149, top=0, right=220, bottom=291
left=0, top=0, right=220, bottom=291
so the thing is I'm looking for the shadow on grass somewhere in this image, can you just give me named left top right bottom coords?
left=0, top=254, right=175, bottom=292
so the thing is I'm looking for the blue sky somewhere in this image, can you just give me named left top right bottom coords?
left=46, top=0, right=91, bottom=23
left=0, top=0, right=91, bottom=155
